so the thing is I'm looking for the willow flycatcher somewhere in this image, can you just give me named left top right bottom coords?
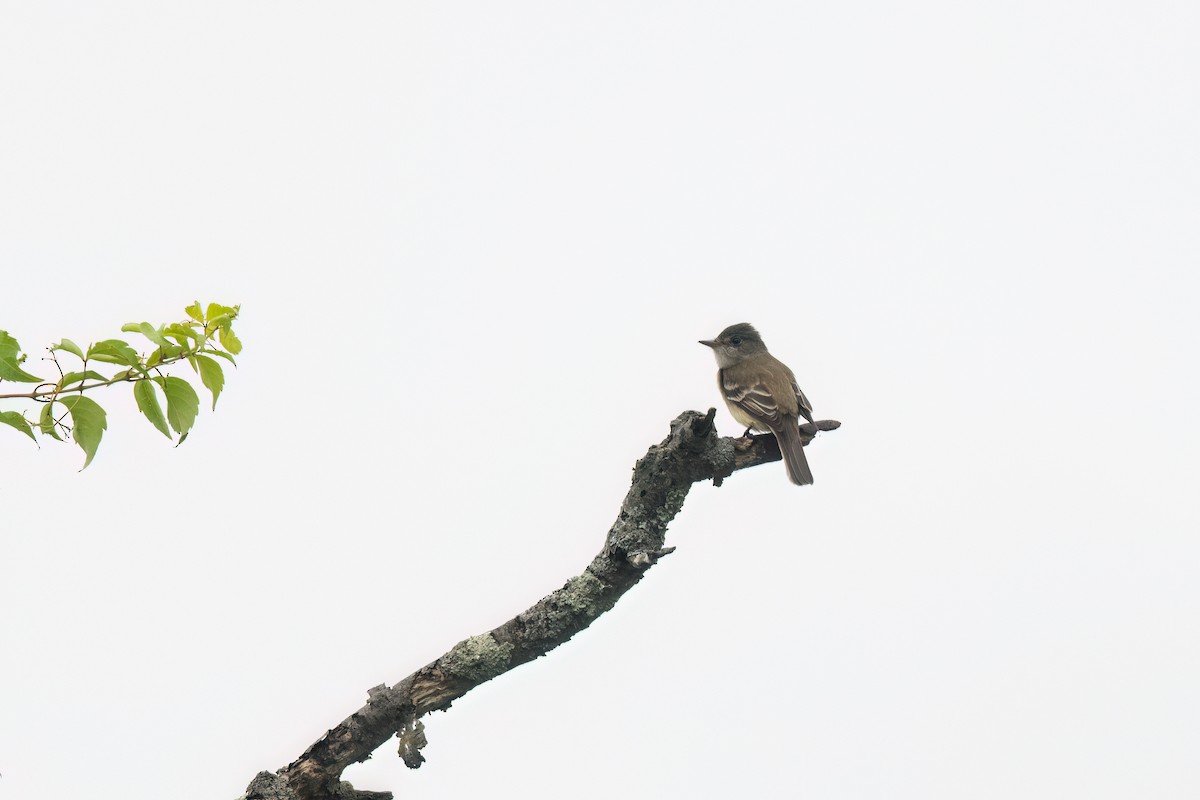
left=700, top=323, right=815, bottom=485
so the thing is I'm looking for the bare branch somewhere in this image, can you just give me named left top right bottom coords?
left=253, top=409, right=840, bottom=800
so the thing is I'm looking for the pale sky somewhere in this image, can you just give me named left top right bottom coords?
left=2, top=3, right=1198, bottom=799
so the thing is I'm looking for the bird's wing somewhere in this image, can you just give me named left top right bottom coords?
left=722, top=370, right=787, bottom=427
left=791, top=377, right=815, bottom=424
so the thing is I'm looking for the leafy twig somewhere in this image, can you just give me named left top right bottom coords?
left=0, top=301, right=243, bottom=468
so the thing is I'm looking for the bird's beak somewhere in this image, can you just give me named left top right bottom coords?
left=699, top=340, right=717, bottom=348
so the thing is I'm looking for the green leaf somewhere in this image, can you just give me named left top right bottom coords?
left=0, top=330, right=44, bottom=382
left=58, top=395, right=107, bottom=469
left=206, top=315, right=231, bottom=337
left=164, top=323, right=201, bottom=344
left=133, top=379, right=172, bottom=439
left=199, top=348, right=236, bottom=366
left=185, top=301, right=204, bottom=323
left=147, top=343, right=184, bottom=369
left=52, top=338, right=84, bottom=359
left=87, top=339, right=140, bottom=366
left=193, top=354, right=225, bottom=410
left=123, top=322, right=170, bottom=348
left=206, top=302, right=237, bottom=322
left=39, top=401, right=63, bottom=441
left=218, top=327, right=243, bottom=355
left=58, top=370, right=109, bottom=389
left=0, top=410, right=35, bottom=442
left=155, top=376, right=199, bottom=436
left=141, top=323, right=169, bottom=348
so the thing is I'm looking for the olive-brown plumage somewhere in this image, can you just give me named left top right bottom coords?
left=699, top=323, right=814, bottom=485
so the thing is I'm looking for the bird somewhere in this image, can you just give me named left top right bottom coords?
left=699, top=323, right=815, bottom=485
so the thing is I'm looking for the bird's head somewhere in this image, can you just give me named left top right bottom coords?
left=699, top=322, right=768, bottom=367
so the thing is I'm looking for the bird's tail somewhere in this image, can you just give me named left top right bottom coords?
left=775, top=421, right=814, bottom=486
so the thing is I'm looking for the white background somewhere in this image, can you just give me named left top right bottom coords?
left=2, top=3, right=1198, bottom=798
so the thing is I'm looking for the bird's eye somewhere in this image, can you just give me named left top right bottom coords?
left=730, top=336, right=742, bottom=346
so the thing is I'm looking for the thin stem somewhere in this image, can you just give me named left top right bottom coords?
left=0, top=352, right=197, bottom=400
